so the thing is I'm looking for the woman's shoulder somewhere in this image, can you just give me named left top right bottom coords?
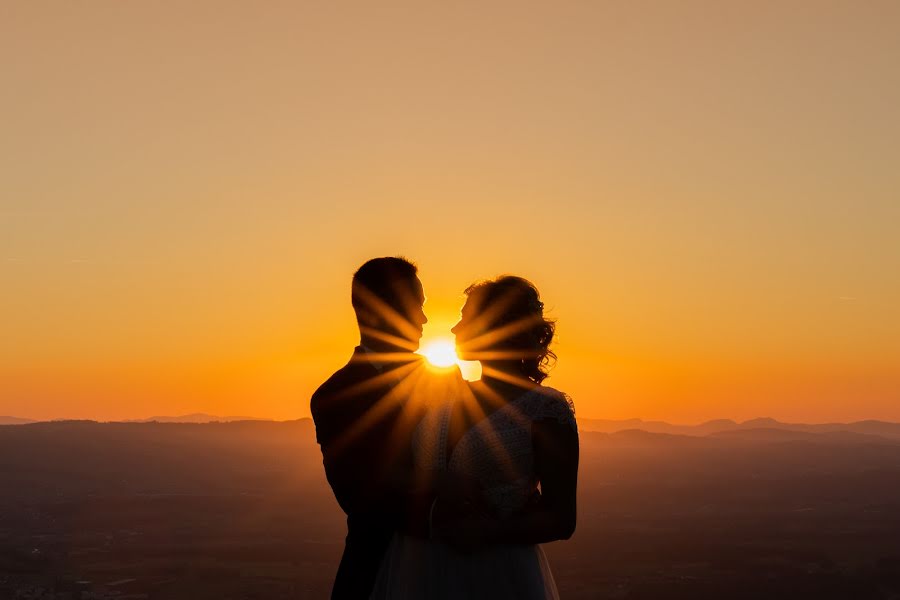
left=517, top=385, right=577, bottom=432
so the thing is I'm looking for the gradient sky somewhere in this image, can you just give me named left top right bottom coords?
left=2, top=1, right=899, bottom=423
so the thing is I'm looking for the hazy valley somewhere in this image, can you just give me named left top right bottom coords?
left=2, top=418, right=899, bottom=599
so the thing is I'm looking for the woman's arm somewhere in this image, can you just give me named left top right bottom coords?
left=438, top=418, right=579, bottom=550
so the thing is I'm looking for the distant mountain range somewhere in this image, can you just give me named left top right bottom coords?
left=4, top=414, right=900, bottom=441
left=121, top=413, right=264, bottom=423
left=0, top=416, right=36, bottom=425
left=577, top=417, right=900, bottom=440
left=0, top=414, right=261, bottom=425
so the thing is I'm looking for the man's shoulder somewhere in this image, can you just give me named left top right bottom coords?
left=310, top=357, right=367, bottom=415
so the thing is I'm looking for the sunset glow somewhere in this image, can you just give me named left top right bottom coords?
left=2, top=2, right=899, bottom=424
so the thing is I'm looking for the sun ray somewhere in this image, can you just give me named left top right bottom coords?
left=479, top=365, right=538, bottom=390
left=359, top=326, right=421, bottom=352
left=461, top=314, right=544, bottom=354
left=461, top=287, right=523, bottom=339
left=326, top=361, right=424, bottom=458
left=353, top=283, right=423, bottom=343
left=350, top=350, right=426, bottom=366
left=446, top=376, right=534, bottom=487
left=336, top=359, right=422, bottom=400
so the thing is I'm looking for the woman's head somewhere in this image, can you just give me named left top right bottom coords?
left=451, top=276, right=556, bottom=383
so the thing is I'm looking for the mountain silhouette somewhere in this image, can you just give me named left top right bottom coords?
left=121, top=413, right=265, bottom=423
left=0, top=416, right=36, bottom=425
left=577, top=417, right=900, bottom=440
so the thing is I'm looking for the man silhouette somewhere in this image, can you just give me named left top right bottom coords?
left=311, top=257, right=449, bottom=599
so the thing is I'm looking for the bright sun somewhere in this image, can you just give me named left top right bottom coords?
left=420, top=339, right=459, bottom=368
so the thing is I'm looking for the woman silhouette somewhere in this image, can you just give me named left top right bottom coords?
left=372, top=276, right=579, bottom=599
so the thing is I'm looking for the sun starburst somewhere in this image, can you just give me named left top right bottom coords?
left=420, top=338, right=459, bottom=368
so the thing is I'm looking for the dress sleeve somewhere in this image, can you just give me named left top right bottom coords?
left=526, top=388, right=577, bottom=433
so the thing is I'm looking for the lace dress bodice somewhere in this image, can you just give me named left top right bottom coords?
left=413, top=385, right=576, bottom=517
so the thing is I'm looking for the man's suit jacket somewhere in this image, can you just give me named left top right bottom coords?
left=311, top=347, right=440, bottom=600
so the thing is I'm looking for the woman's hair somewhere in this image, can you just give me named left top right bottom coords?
left=464, top=276, right=556, bottom=383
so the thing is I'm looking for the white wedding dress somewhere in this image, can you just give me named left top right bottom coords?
left=370, top=385, right=577, bottom=600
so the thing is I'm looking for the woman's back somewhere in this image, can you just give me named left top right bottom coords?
left=417, top=384, right=576, bottom=517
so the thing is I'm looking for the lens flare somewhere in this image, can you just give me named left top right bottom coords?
left=420, top=339, right=459, bottom=368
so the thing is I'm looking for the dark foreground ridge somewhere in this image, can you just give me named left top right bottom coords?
left=1, top=419, right=899, bottom=599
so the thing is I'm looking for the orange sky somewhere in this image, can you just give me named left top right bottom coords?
left=2, top=1, right=899, bottom=423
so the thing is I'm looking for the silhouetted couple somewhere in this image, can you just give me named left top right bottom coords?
left=311, top=257, right=579, bottom=599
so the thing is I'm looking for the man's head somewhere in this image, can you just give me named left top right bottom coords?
left=351, top=257, right=427, bottom=351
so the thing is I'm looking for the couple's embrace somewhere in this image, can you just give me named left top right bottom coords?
left=311, top=257, right=579, bottom=599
